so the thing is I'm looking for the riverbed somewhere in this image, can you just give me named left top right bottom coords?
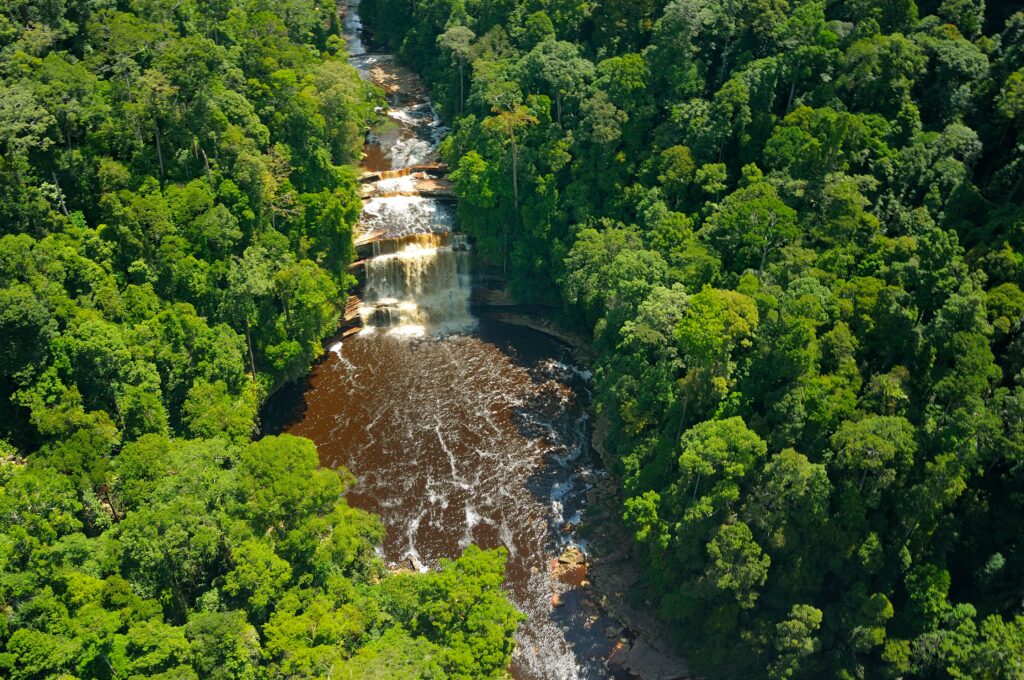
left=261, top=2, right=623, bottom=677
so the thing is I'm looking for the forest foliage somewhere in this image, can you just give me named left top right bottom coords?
left=0, top=1, right=520, bottom=678
left=362, top=0, right=1024, bottom=677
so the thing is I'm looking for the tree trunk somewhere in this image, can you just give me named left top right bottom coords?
left=786, top=68, right=799, bottom=112
left=201, top=148, right=213, bottom=185
left=244, top=316, right=257, bottom=377
left=154, top=121, right=165, bottom=179
left=509, top=136, right=519, bottom=277
left=459, top=60, right=465, bottom=113
left=717, top=35, right=733, bottom=89
left=103, top=486, right=122, bottom=523
left=510, top=134, right=519, bottom=212
left=51, top=172, right=69, bottom=217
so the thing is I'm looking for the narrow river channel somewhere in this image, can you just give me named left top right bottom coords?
left=262, top=2, right=622, bottom=677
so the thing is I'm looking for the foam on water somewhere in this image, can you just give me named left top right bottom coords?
left=287, top=3, right=622, bottom=676
left=282, top=329, right=614, bottom=678
left=360, top=196, right=455, bottom=238
left=359, top=233, right=473, bottom=336
left=372, top=174, right=419, bottom=195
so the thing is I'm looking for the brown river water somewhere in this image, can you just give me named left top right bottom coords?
left=262, top=2, right=624, bottom=677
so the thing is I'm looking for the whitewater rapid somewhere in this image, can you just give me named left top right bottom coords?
left=263, top=2, right=623, bottom=677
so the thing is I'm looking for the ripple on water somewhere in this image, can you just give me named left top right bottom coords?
left=279, top=2, right=624, bottom=673
left=274, top=321, right=617, bottom=679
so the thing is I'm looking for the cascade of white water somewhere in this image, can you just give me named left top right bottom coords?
left=351, top=50, right=467, bottom=337
left=299, top=4, right=632, bottom=678
left=359, top=232, right=472, bottom=336
left=359, top=196, right=455, bottom=238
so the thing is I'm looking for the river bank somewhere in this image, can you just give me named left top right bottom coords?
left=285, top=3, right=695, bottom=677
left=582, top=410, right=696, bottom=679
left=266, top=2, right=636, bottom=677
left=471, top=286, right=594, bottom=363
left=472, top=275, right=693, bottom=678
left=484, top=307, right=695, bottom=680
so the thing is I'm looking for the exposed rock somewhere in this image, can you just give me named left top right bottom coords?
left=472, top=309, right=592, bottom=360
left=387, top=563, right=414, bottom=575
left=471, top=287, right=518, bottom=307
left=606, top=625, right=625, bottom=639
left=607, top=637, right=695, bottom=680
left=557, top=546, right=586, bottom=566
left=343, top=295, right=363, bottom=322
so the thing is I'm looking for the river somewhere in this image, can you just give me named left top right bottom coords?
left=262, top=2, right=623, bottom=677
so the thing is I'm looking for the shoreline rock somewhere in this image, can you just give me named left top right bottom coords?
left=472, top=306, right=593, bottom=363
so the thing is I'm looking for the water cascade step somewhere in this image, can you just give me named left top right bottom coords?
left=262, top=2, right=642, bottom=677
left=358, top=233, right=472, bottom=336
left=347, top=49, right=468, bottom=337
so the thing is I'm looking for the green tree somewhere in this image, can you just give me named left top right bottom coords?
left=185, top=611, right=260, bottom=680
left=703, top=171, right=799, bottom=275
left=769, top=604, right=823, bottom=679
left=182, top=379, right=257, bottom=443
left=438, top=25, right=476, bottom=113
left=519, top=39, right=594, bottom=124
left=223, top=540, right=292, bottom=620
left=704, top=521, right=771, bottom=609
left=677, top=417, right=768, bottom=525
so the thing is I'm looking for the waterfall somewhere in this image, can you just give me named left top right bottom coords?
left=350, top=50, right=467, bottom=338
left=276, top=5, right=636, bottom=678
left=359, top=232, right=472, bottom=336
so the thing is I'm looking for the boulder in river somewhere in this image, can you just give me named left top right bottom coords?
left=557, top=546, right=586, bottom=566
